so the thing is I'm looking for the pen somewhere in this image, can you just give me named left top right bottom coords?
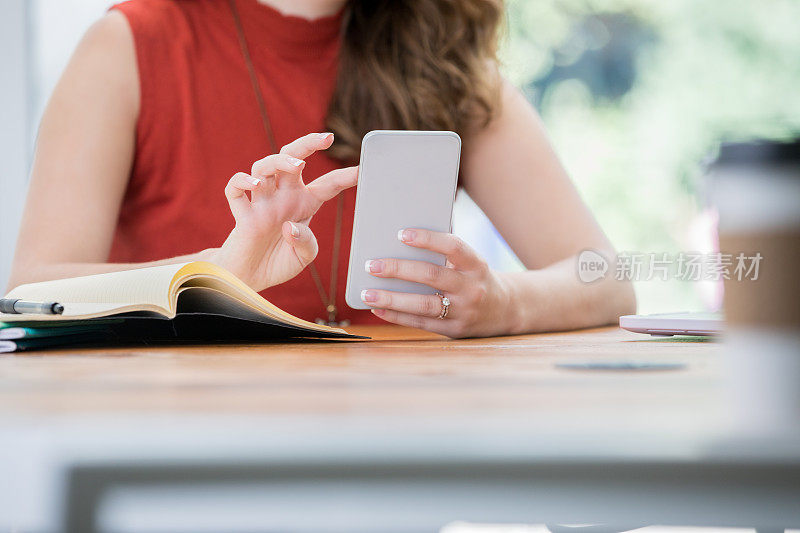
left=0, top=298, right=64, bottom=315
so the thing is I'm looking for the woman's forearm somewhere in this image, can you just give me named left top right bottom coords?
left=500, top=252, right=636, bottom=335
left=6, top=248, right=219, bottom=292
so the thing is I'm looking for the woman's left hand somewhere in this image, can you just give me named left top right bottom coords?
left=362, top=229, right=515, bottom=338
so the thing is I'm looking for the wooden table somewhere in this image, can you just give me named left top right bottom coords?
left=2, top=326, right=719, bottom=420
left=1, top=326, right=798, bottom=533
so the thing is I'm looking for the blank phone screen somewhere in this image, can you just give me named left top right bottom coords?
left=345, top=131, right=461, bottom=310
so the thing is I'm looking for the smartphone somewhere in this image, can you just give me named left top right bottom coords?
left=345, top=130, right=461, bottom=310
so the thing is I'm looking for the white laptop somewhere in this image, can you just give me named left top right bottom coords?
left=619, top=312, right=723, bottom=337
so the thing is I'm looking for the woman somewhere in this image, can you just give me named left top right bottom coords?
left=9, top=0, right=635, bottom=338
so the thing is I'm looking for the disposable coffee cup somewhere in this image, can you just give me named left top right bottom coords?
left=707, top=139, right=800, bottom=434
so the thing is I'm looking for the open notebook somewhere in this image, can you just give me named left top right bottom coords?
left=0, top=262, right=362, bottom=352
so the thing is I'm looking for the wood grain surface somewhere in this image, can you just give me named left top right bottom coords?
left=0, top=326, right=721, bottom=426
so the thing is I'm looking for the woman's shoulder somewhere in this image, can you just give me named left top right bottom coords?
left=68, top=10, right=137, bottom=101
left=107, top=0, right=232, bottom=70
left=110, top=0, right=194, bottom=40
left=109, top=0, right=234, bottom=56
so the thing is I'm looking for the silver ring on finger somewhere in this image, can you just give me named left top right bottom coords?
left=436, top=292, right=451, bottom=320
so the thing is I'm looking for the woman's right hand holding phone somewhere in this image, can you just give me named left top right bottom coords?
left=210, top=132, right=358, bottom=292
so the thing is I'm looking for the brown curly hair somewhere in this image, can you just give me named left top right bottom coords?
left=326, top=0, right=504, bottom=162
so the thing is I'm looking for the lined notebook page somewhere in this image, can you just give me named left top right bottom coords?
left=3, top=263, right=187, bottom=315
left=2, top=262, right=347, bottom=335
left=174, top=262, right=347, bottom=334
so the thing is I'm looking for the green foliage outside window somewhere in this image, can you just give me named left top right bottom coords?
left=497, top=0, right=800, bottom=312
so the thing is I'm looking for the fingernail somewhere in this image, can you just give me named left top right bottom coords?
left=360, top=289, right=378, bottom=303
left=372, top=308, right=386, bottom=317
left=364, top=260, right=383, bottom=274
left=318, top=132, right=334, bottom=141
left=289, top=222, right=300, bottom=238
left=250, top=177, right=261, bottom=186
left=397, top=229, right=416, bottom=243
left=288, top=156, right=304, bottom=167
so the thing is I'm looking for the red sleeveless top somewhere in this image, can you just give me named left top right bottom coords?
left=110, top=0, right=380, bottom=324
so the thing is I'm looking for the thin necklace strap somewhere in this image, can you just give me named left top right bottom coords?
left=229, top=0, right=279, bottom=154
left=329, top=190, right=344, bottom=307
left=228, top=0, right=345, bottom=325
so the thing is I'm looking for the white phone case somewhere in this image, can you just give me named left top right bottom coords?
left=345, top=130, right=461, bottom=310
